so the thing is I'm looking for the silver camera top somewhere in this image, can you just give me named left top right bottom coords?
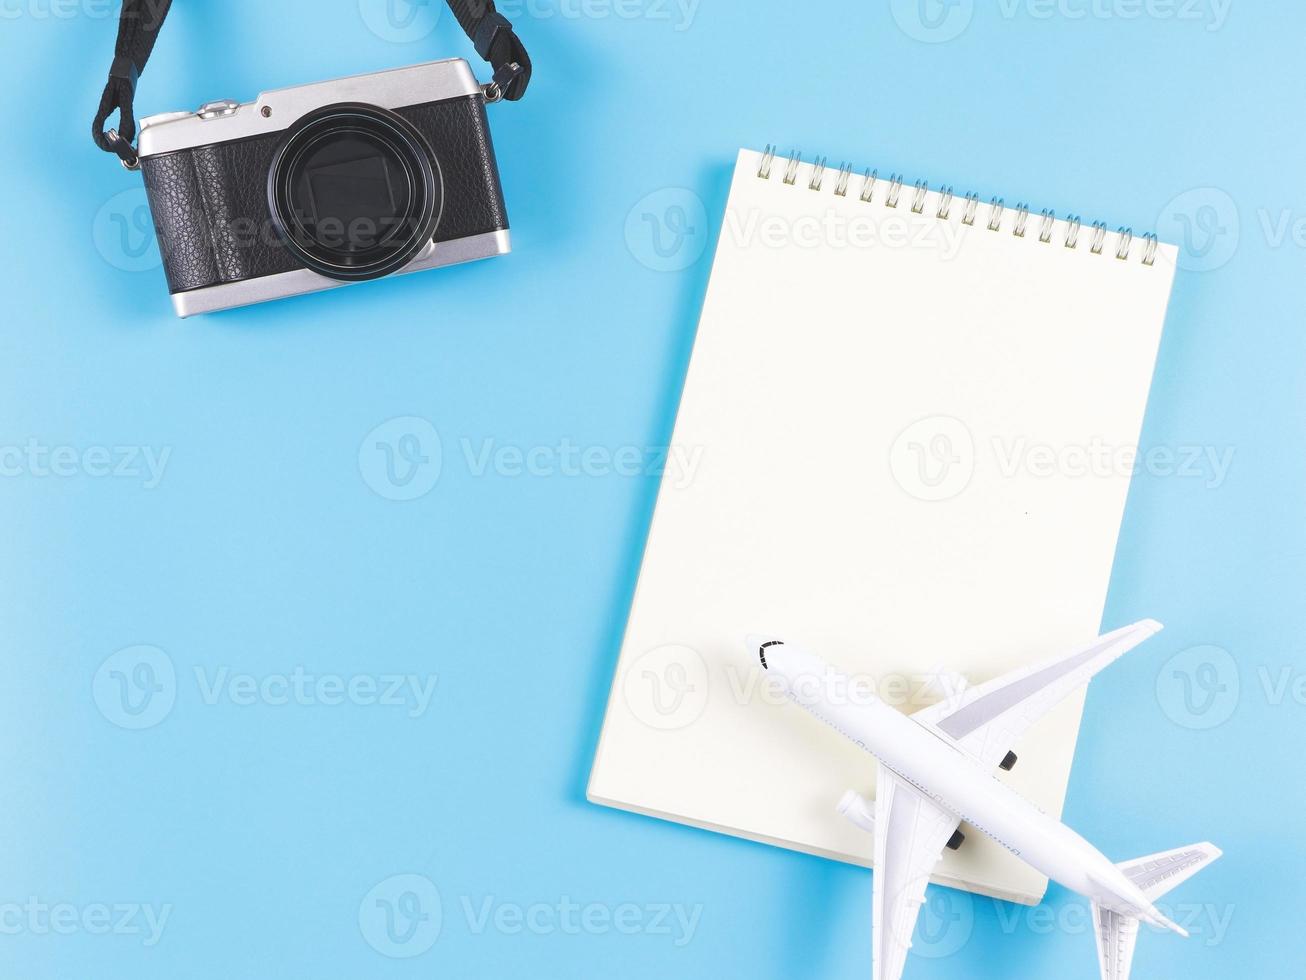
left=137, top=58, right=483, bottom=160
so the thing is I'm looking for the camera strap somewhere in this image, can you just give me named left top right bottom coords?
left=92, top=0, right=533, bottom=170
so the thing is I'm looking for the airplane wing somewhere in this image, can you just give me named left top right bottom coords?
left=911, top=620, right=1163, bottom=771
left=872, top=763, right=962, bottom=980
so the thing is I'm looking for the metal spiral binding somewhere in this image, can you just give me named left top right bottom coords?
left=1090, top=221, right=1108, bottom=255
left=860, top=170, right=877, bottom=203
left=783, top=150, right=802, bottom=186
left=754, top=146, right=1160, bottom=265
left=1065, top=216, right=1082, bottom=249
left=885, top=175, right=904, bottom=209
left=987, top=198, right=1005, bottom=232
left=911, top=180, right=929, bottom=214
left=834, top=163, right=853, bottom=198
left=1115, top=227, right=1133, bottom=261
left=1140, top=233, right=1158, bottom=266
left=808, top=157, right=828, bottom=191
left=937, top=187, right=955, bottom=221
left=1039, top=209, right=1055, bottom=244
left=962, top=193, right=980, bottom=226
left=1012, top=204, right=1030, bottom=239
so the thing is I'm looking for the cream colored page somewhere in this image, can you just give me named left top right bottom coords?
left=590, top=149, right=1177, bottom=904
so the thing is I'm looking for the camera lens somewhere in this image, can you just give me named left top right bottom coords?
left=268, top=103, right=443, bottom=281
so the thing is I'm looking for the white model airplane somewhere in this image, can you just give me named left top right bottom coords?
left=754, top=620, right=1220, bottom=980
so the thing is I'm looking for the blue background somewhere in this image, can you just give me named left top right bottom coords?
left=1, top=0, right=1301, bottom=976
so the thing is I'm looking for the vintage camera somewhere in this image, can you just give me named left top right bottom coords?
left=137, top=59, right=511, bottom=317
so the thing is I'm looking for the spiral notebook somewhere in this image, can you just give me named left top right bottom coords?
left=589, top=147, right=1177, bottom=905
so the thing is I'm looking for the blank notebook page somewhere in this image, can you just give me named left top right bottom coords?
left=589, top=148, right=1177, bottom=905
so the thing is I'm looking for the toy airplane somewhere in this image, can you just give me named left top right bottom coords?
left=753, top=620, right=1220, bottom=980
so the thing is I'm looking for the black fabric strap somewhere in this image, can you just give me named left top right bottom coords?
left=92, top=0, right=173, bottom=165
left=447, top=0, right=533, bottom=101
left=92, top=0, right=532, bottom=165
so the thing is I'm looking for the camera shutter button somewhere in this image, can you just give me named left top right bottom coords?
left=197, top=100, right=240, bottom=119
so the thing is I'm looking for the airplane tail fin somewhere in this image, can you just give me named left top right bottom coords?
left=1093, top=843, right=1223, bottom=978
left=1117, top=842, right=1223, bottom=903
left=1091, top=903, right=1142, bottom=980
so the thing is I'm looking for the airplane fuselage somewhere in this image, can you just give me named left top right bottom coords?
left=772, top=649, right=1160, bottom=922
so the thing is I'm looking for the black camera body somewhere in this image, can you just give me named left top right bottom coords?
left=137, top=59, right=510, bottom=317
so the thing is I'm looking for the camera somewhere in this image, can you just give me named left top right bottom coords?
left=136, top=59, right=511, bottom=317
